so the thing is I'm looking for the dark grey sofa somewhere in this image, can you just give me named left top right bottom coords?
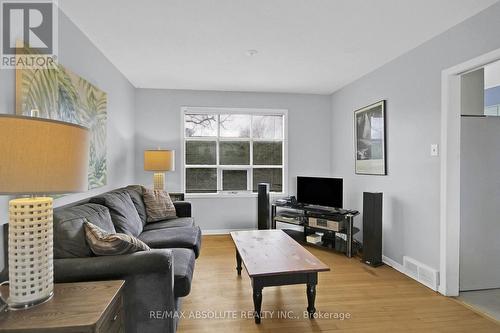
left=2, top=185, right=201, bottom=333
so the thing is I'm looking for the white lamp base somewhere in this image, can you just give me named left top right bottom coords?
left=153, top=172, right=165, bottom=190
left=3, top=197, right=54, bottom=310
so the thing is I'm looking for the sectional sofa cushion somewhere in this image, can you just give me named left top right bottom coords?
left=53, top=203, right=115, bottom=259
left=142, top=188, right=177, bottom=223
left=138, top=226, right=202, bottom=258
left=142, top=217, right=195, bottom=231
left=124, top=185, right=148, bottom=226
left=90, top=190, right=143, bottom=237
left=171, top=248, right=195, bottom=297
left=84, top=221, right=151, bottom=255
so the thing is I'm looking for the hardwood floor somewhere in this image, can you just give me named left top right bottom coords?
left=178, top=235, right=500, bottom=333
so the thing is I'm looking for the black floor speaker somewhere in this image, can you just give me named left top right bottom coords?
left=257, top=183, right=270, bottom=230
left=362, top=192, right=383, bottom=267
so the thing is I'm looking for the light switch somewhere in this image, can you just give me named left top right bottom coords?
left=431, top=144, right=439, bottom=156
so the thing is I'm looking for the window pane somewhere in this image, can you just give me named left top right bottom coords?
left=253, top=142, right=282, bottom=165
left=186, top=141, right=216, bottom=165
left=220, top=114, right=250, bottom=138
left=222, top=170, right=248, bottom=191
left=253, top=168, right=283, bottom=192
left=186, top=168, right=217, bottom=193
left=185, top=114, right=218, bottom=137
left=252, top=115, right=283, bottom=139
left=220, top=141, right=250, bottom=165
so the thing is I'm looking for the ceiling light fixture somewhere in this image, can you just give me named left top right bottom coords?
left=246, top=49, right=258, bottom=57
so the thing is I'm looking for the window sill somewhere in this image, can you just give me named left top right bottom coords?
left=186, top=193, right=257, bottom=199
left=185, top=192, right=286, bottom=199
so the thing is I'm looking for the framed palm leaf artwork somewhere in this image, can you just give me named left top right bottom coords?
left=16, top=61, right=107, bottom=189
left=354, top=100, right=386, bottom=175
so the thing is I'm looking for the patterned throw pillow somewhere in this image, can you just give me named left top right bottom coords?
left=84, top=221, right=150, bottom=256
left=142, top=187, right=177, bottom=223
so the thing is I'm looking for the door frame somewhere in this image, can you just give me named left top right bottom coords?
left=440, top=47, right=500, bottom=296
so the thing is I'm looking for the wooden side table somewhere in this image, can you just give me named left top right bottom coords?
left=0, top=280, right=124, bottom=333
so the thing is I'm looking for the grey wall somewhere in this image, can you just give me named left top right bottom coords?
left=460, top=117, right=500, bottom=291
left=0, top=11, right=136, bottom=272
left=134, top=89, right=331, bottom=231
left=330, top=2, right=500, bottom=270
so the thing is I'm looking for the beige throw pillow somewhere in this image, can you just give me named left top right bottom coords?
left=142, top=187, right=177, bottom=223
left=84, top=221, right=150, bottom=256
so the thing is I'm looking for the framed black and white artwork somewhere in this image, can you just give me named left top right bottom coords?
left=354, top=100, right=386, bottom=175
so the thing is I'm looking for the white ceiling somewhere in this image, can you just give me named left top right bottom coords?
left=59, top=0, right=498, bottom=94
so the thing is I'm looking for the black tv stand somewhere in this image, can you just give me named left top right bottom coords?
left=271, top=202, right=360, bottom=257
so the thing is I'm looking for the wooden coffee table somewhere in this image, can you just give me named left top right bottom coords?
left=230, top=229, right=330, bottom=323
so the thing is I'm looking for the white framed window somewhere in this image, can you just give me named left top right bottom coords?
left=181, top=107, right=288, bottom=197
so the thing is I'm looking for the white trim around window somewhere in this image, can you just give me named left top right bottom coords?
left=180, top=107, right=289, bottom=198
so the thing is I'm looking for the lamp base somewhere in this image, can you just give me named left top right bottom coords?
left=153, top=172, right=165, bottom=190
left=5, top=197, right=54, bottom=310
left=3, top=289, right=53, bottom=311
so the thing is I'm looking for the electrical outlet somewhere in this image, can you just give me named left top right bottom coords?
left=431, top=144, right=439, bottom=156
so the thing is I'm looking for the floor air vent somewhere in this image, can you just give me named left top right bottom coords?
left=403, top=256, right=439, bottom=291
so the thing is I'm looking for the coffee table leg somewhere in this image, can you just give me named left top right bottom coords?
left=236, top=250, right=242, bottom=275
left=253, top=286, right=263, bottom=324
left=306, top=284, right=316, bottom=318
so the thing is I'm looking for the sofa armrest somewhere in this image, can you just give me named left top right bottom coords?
left=54, top=249, right=172, bottom=280
left=174, top=201, right=191, bottom=218
left=54, top=249, right=176, bottom=333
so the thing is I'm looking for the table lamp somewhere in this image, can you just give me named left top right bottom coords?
left=0, top=115, right=89, bottom=309
left=144, top=149, right=175, bottom=190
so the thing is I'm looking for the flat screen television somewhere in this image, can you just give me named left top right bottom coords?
left=296, top=176, right=343, bottom=208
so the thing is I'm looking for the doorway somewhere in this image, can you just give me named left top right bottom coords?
left=458, top=60, right=500, bottom=321
left=441, top=51, right=500, bottom=321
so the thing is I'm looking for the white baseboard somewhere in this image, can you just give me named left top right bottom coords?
left=202, top=228, right=255, bottom=235
left=438, top=284, right=447, bottom=295
left=382, top=255, right=405, bottom=272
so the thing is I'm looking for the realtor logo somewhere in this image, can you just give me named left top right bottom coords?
left=1, top=0, right=58, bottom=68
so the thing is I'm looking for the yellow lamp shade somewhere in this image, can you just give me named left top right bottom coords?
left=0, top=115, right=90, bottom=194
left=144, top=150, right=175, bottom=172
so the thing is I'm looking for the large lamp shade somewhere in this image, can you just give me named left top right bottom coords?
left=0, top=115, right=89, bottom=310
left=0, top=115, right=90, bottom=194
left=144, top=150, right=175, bottom=172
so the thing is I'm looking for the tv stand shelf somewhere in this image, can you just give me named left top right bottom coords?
left=271, top=203, right=360, bottom=257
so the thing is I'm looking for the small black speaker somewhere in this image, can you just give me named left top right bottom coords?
left=362, top=192, right=383, bottom=267
left=257, top=183, right=271, bottom=230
